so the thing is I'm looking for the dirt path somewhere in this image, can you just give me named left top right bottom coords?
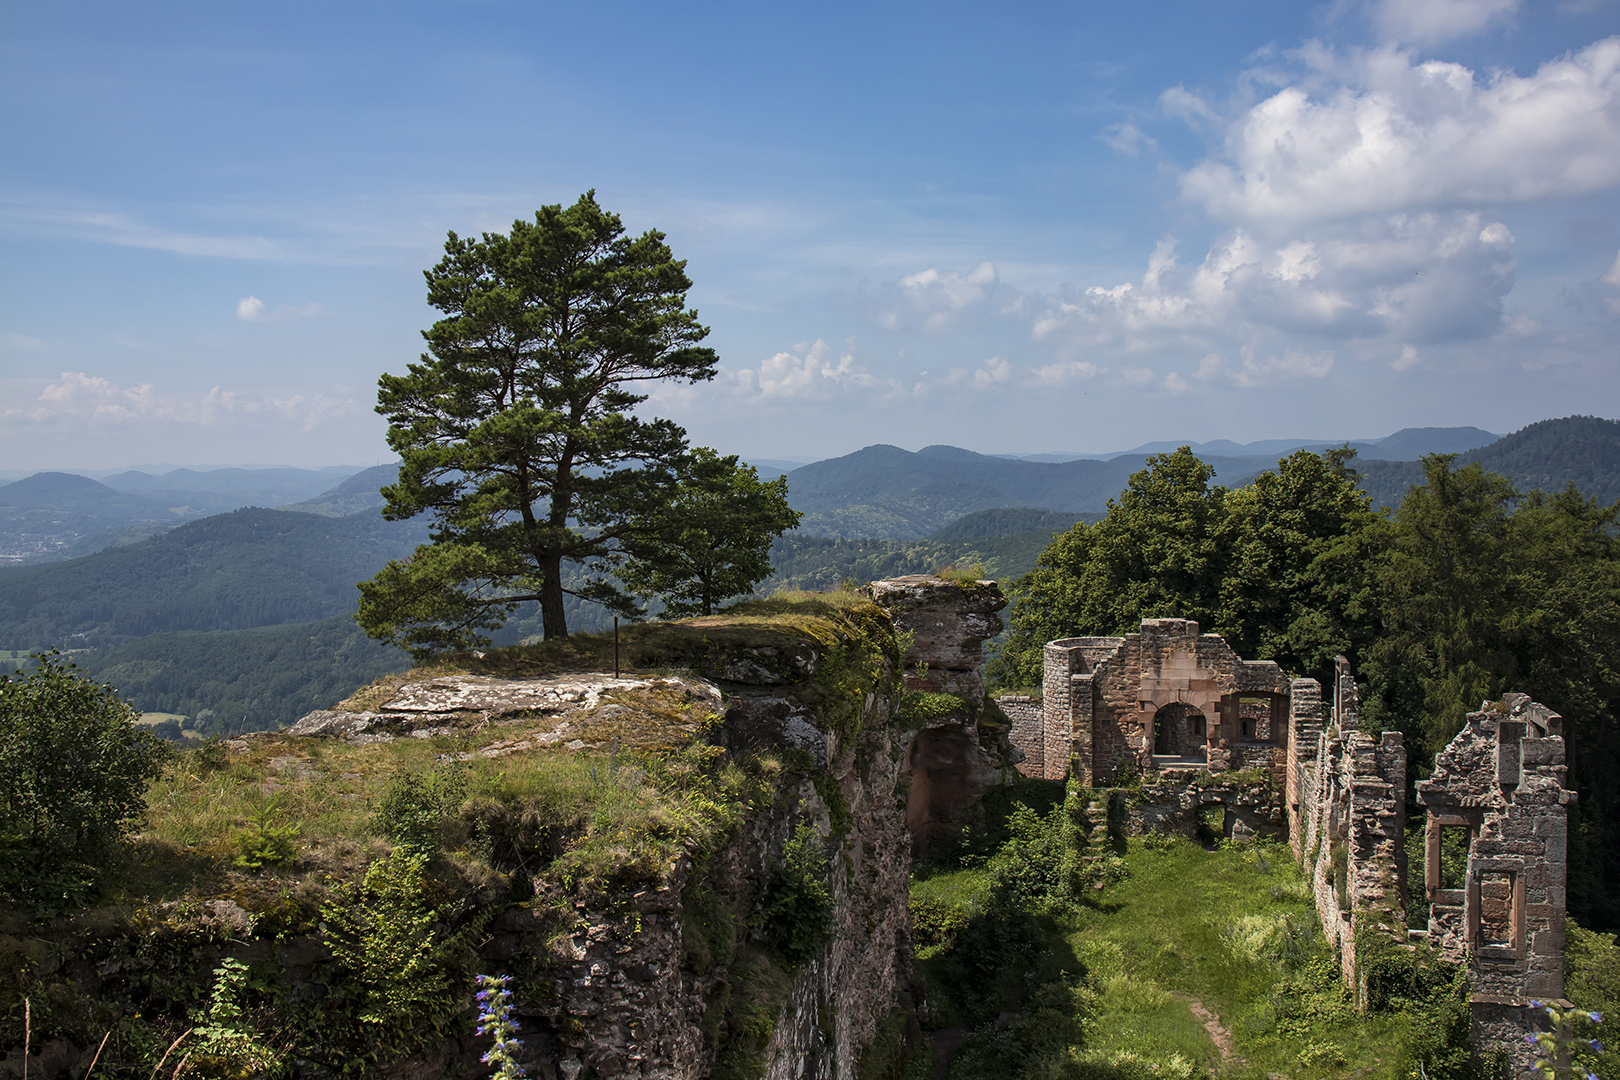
left=1179, top=995, right=1245, bottom=1070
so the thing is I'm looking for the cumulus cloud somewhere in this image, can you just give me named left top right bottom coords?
left=7, top=372, right=360, bottom=430
left=1182, top=38, right=1620, bottom=226
left=728, top=339, right=883, bottom=401
left=237, top=296, right=322, bottom=322
left=873, top=262, right=1006, bottom=333
left=1033, top=211, right=1515, bottom=355
left=1369, top=0, right=1519, bottom=44
left=946, top=355, right=1013, bottom=389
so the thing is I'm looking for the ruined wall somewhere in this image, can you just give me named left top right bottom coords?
left=1415, top=694, right=1575, bottom=1079
left=1041, top=620, right=1290, bottom=784
left=997, top=694, right=1044, bottom=779
left=863, top=576, right=1011, bottom=855
left=1297, top=658, right=1408, bottom=993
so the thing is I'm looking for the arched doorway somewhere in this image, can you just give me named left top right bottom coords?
left=1152, top=702, right=1208, bottom=761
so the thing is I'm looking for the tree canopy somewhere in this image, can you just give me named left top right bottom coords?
left=989, top=447, right=1620, bottom=930
left=617, top=449, right=801, bottom=617
left=358, top=193, right=732, bottom=653
left=0, top=651, right=170, bottom=906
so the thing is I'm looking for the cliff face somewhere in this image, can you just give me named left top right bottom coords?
left=2, top=581, right=1011, bottom=1080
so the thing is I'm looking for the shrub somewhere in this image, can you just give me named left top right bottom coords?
left=0, top=651, right=171, bottom=906
left=756, top=821, right=833, bottom=966
left=372, top=761, right=467, bottom=853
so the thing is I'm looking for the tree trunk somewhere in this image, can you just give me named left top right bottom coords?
left=540, top=548, right=569, bottom=639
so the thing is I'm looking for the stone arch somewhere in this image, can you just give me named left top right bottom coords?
left=1151, top=702, right=1208, bottom=760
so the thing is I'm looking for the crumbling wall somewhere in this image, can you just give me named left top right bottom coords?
left=1299, top=658, right=1407, bottom=993
left=1415, top=694, right=1575, bottom=1079
left=1043, top=619, right=1289, bottom=785
left=863, top=576, right=1011, bottom=855
left=997, top=694, right=1044, bottom=778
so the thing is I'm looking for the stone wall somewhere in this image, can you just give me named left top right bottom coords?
left=863, top=576, right=1012, bottom=855
left=997, top=694, right=1044, bottom=778
left=1297, top=658, right=1408, bottom=993
left=1042, top=619, right=1289, bottom=785
left=1415, top=694, right=1575, bottom=1079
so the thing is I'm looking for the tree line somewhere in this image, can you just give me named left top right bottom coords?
left=989, top=446, right=1620, bottom=930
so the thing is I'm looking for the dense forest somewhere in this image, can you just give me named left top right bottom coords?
left=0, top=508, right=430, bottom=648
left=989, top=447, right=1620, bottom=931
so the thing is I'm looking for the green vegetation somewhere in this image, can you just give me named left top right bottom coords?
left=359, top=192, right=765, bottom=650
left=0, top=652, right=171, bottom=908
left=911, top=788, right=1492, bottom=1080
left=2, top=590, right=891, bottom=1078
left=0, top=507, right=430, bottom=649
left=619, top=447, right=802, bottom=617
left=991, top=446, right=1620, bottom=931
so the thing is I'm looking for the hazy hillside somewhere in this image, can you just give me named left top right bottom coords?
left=103, top=465, right=363, bottom=509
left=0, top=507, right=431, bottom=649
left=1358, top=416, right=1620, bottom=508
left=0, top=472, right=209, bottom=565
left=280, top=462, right=399, bottom=516
left=67, top=614, right=410, bottom=737
left=785, top=444, right=1279, bottom=539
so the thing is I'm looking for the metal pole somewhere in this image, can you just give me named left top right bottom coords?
left=614, top=617, right=620, bottom=680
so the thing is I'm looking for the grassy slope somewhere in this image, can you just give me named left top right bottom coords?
left=911, top=820, right=1420, bottom=1080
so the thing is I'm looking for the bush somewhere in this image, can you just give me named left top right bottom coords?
left=0, top=651, right=171, bottom=906
left=372, top=761, right=467, bottom=853
left=756, top=821, right=833, bottom=966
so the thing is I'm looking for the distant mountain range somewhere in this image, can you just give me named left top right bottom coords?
left=1, top=416, right=1611, bottom=737
left=783, top=420, right=1615, bottom=538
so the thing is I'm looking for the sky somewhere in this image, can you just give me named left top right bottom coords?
left=2, top=0, right=1619, bottom=470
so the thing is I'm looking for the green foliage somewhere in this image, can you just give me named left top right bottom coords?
left=897, top=691, right=967, bottom=725
left=934, top=562, right=986, bottom=585
left=0, top=650, right=170, bottom=906
left=756, top=821, right=833, bottom=966
left=232, top=797, right=302, bottom=871
left=618, top=448, right=801, bottom=617
left=189, top=957, right=280, bottom=1078
left=1565, top=920, right=1620, bottom=1079
left=0, top=507, right=430, bottom=650
left=372, top=761, right=467, bottom=853
left=320, top=849, right=467, bottom=1034
left=359, top=191, right=722, bottom=650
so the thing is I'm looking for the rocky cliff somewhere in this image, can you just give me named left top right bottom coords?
left=2, top=581, right=1013, bottom=1080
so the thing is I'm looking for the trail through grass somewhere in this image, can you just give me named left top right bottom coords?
left=908, top=789, right=1446, bottom=1080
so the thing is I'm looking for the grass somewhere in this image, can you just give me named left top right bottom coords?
left=1068, top=838, right=1408, bottom=1078
left=910, top=809, right=1428, bottom=1080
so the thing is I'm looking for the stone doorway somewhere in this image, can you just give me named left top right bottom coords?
left=1152, top=702, right=1209, bottom=762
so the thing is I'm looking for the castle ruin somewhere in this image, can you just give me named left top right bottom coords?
left=1001, top=617, right=1575, bottom=1078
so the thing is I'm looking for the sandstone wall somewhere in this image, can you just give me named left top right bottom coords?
left=1415, top=694, right=1575, bottom=1079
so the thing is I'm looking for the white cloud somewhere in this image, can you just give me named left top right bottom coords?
left=948, top=355, right=1014, bottom=389
left=1182, top=38, right=1620, bottom=226
left=1369, top=0, right=1519, bottom=44
left=1033, top=211, right=1515, bottom=353
left=729, top=339, right=882, bottom=401
left=1392, top=344, right=1421, bottom=370
left=1234, top=348, right=1336, bottom=387
left=1603, top=250, right=1620, bottom=287
left=1100, top=121, right=1157, bottom=157
left=1029, top=359, right=1102, bottom=387
left=237, top=296, right=322, bottom=322
left=875, top=262, right=1005, bottom=333
left=6, top=371, right=361, bottom=430
left=2, top=332, right=43, bottom=349
left=1161, top=86, right=1220, bottom=127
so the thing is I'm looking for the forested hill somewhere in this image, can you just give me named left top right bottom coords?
left=783, top=445, right=1275, bottom=539
left=0, top=507, right=429, bottom=649
left=1358, top=416, right=1620, bottom=508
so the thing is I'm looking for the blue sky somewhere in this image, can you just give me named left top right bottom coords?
left=3, top=0, right=1618, bottom=469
